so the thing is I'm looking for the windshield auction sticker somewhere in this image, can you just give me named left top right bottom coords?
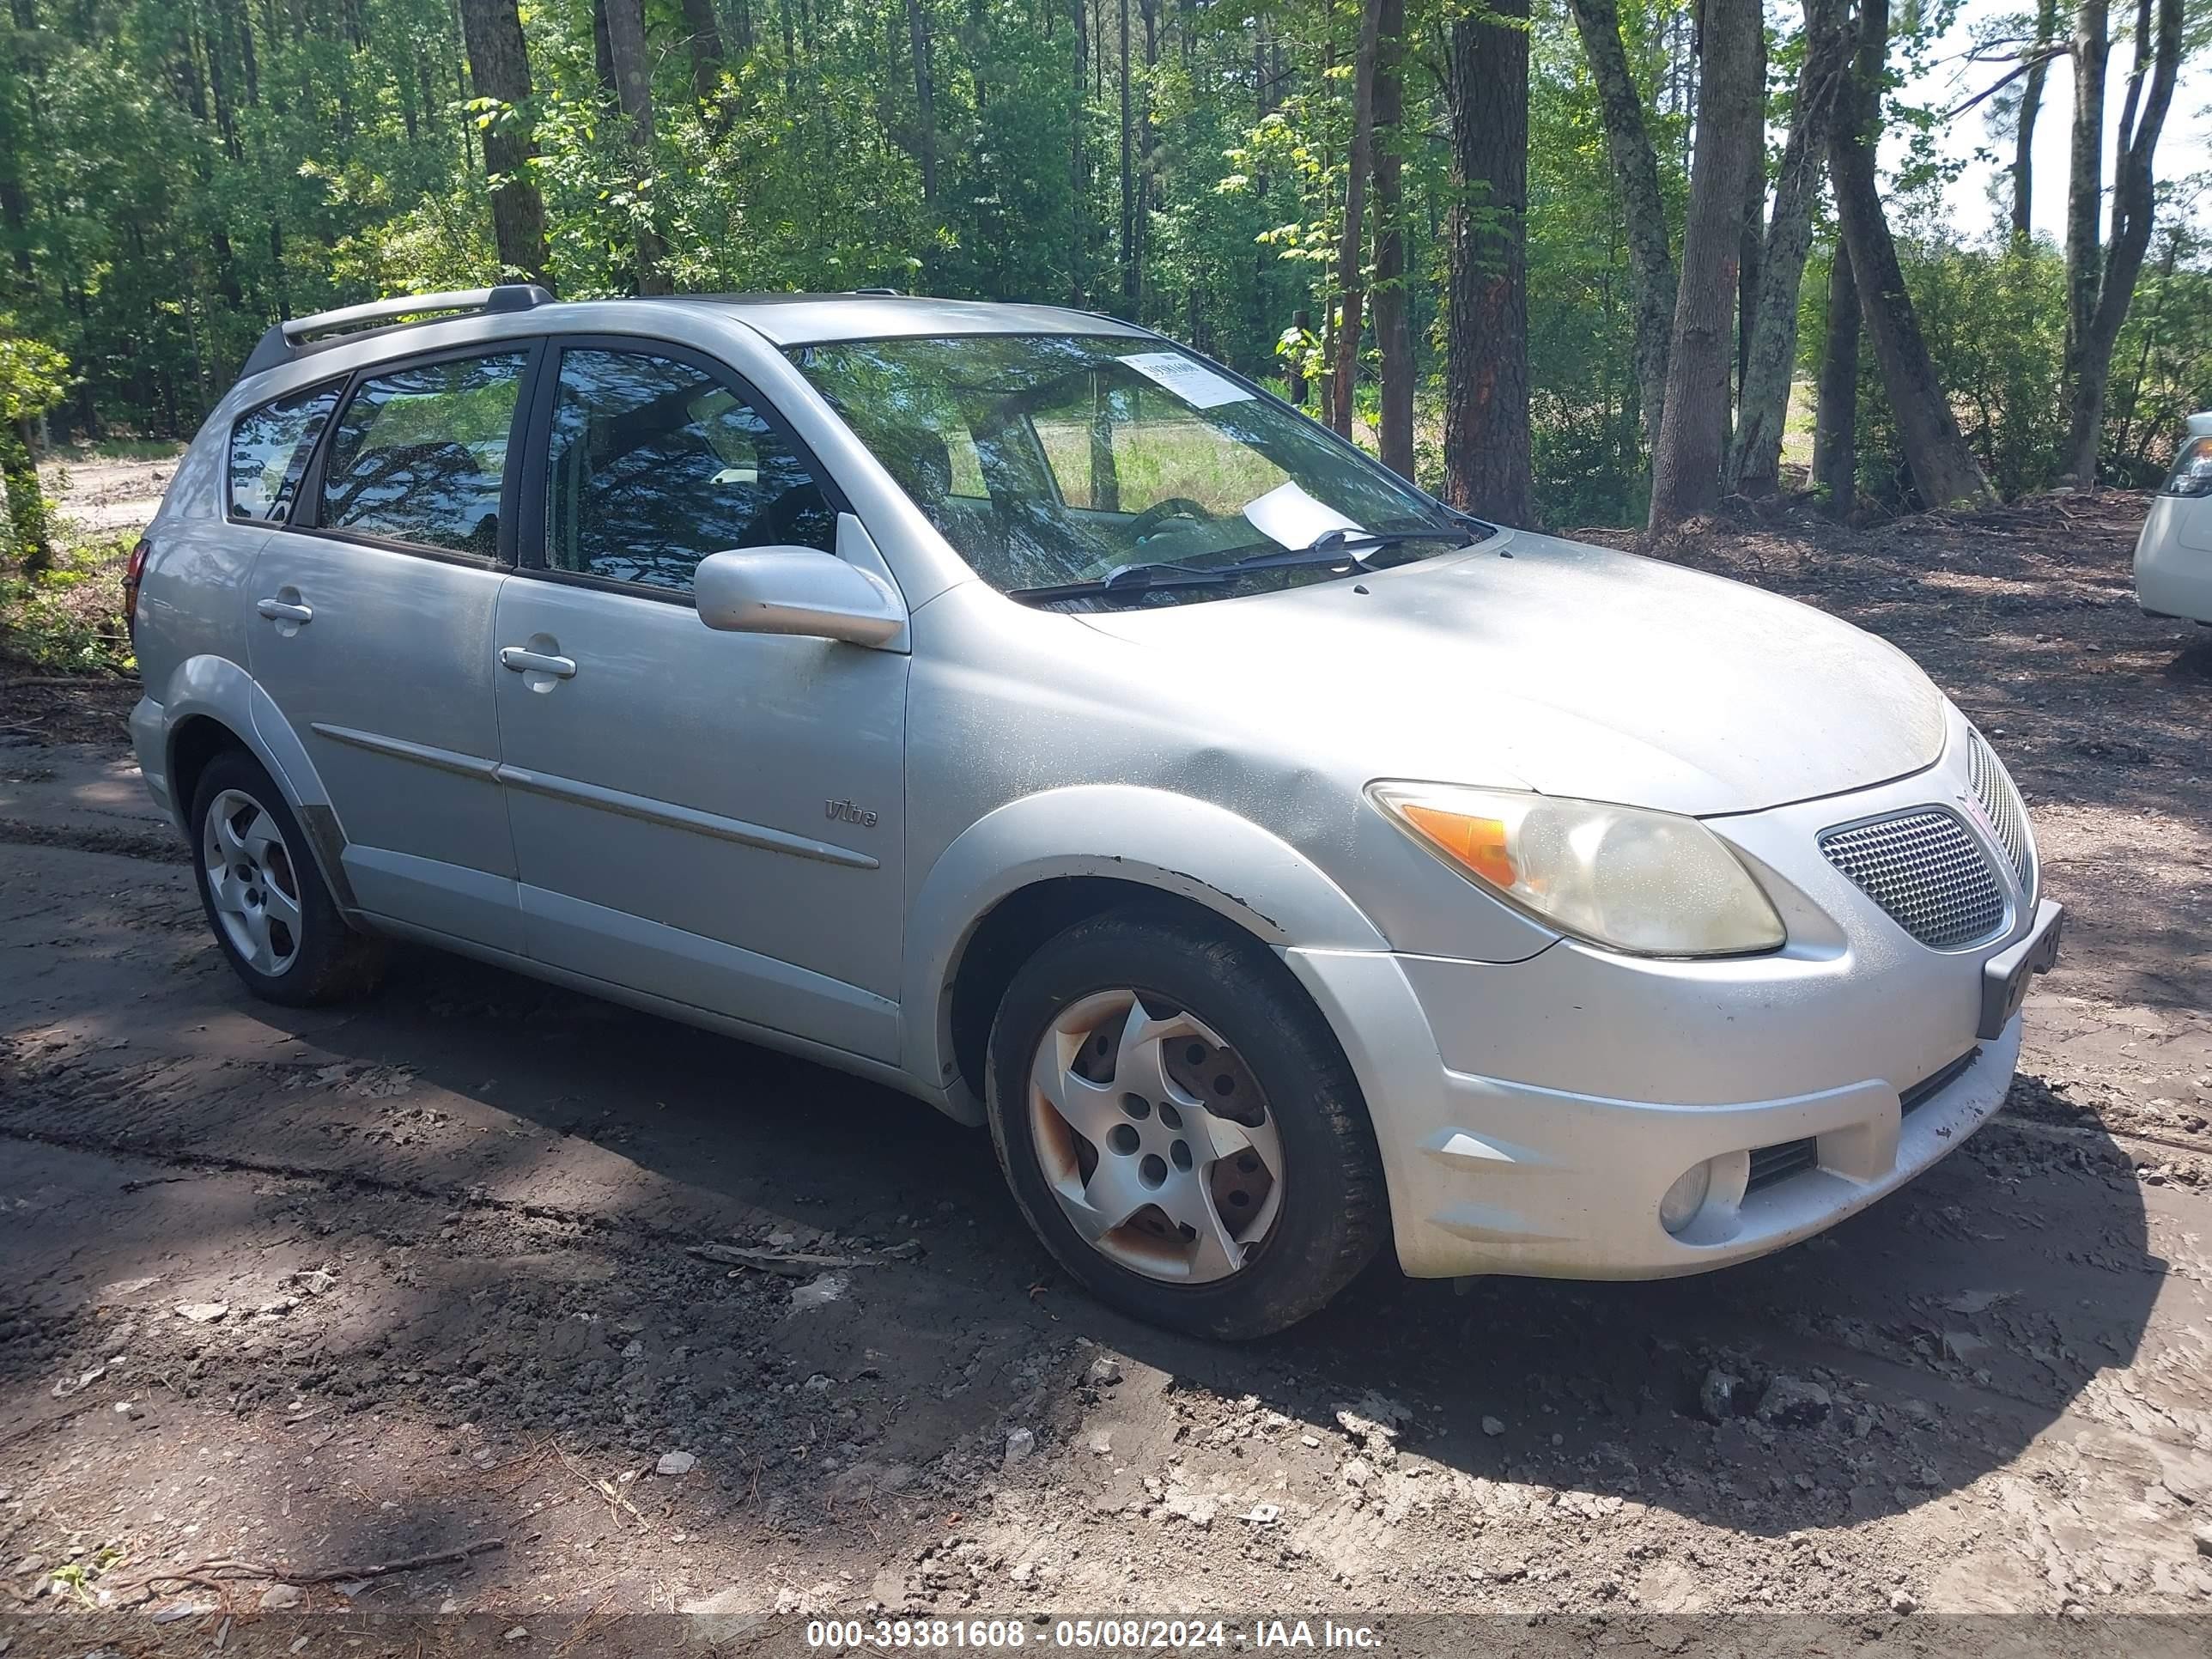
left=1117, top=350, right=1255, bottom=410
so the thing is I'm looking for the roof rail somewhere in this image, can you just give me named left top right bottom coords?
left=240, top=283, right=555, bottom=380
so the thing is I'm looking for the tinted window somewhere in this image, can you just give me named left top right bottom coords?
left=544, top=347, right=835, bottom=593
left=228, top=383, right=339, bottom=522
left=319, top=351, right=528, bottom=556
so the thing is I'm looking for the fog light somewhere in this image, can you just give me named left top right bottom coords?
left=1659, top=1161, right=1713, bottom=1236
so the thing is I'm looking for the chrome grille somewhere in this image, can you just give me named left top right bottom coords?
left=1820, top=809, right=2007, bottom=950
left=1966, top=729, right=2036, bottom=898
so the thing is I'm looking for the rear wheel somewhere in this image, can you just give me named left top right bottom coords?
left=189, top=749, right=381, bottom=1006
left=985, top=908, right=1386, bottom=1339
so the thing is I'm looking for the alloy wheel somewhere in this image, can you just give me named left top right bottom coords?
left=1027, top=989, right=1285, bottom=1283
left=201, top=787, right=304, bottom=975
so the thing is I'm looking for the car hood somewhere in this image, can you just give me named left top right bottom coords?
left=1070, top=527, right=1948, bottom=817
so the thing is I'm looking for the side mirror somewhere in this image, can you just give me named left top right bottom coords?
left=693, top=546, right=908, bottom=648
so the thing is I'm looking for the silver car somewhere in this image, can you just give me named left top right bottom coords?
left=124, top=286, right=2063, bottom=1338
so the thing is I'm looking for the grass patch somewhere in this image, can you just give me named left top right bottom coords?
left=1, top=532, right=138, bottom=676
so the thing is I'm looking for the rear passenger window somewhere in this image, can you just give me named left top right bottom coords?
left=228, top=383, right=340, bottom=522
left=318, top=351, right=529, bottom=556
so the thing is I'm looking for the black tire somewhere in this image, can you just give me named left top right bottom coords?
left=188, top=748, right=383, bottom=1007
left=985, top=907, right=1388, bottom=1340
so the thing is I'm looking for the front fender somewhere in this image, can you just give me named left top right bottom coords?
left=901, top=785, right=1390, bottom=1115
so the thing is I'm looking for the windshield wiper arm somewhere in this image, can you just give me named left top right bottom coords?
left=1005, top=561, right=1233, bottom=605
left=1007, top=526, right=1477, bottom=606
left=1223, top=526, right=1472, bottom=574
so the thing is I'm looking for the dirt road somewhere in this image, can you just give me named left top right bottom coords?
left=4, top=489, right=2212, bottom=1643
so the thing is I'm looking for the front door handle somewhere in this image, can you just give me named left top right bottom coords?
left=256, top=597, right=313, bottom=624
left=499, top=646, right=578, bottom=679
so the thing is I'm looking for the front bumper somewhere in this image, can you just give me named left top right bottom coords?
left=1285, top=717, right=2053, bottom=1280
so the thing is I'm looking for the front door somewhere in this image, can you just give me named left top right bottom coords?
left=246, top=344, right=536, bottom=951
left=494, top=339, right=908, bottom=1060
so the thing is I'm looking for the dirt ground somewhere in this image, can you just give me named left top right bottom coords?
left=4, top=465, right=2212, bottom=1651
left=38, top=445, right=185, bottom=537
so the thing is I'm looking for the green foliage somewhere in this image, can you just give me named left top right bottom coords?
left=0, top=326, right=70, bottom=565
left=0, top=0, right=2203, bottom=536
left=0, top=532, right=138, bottom=672
left=1808, top=220, right=2212, bottom=505
left=0, top=331, right=70, bottom=424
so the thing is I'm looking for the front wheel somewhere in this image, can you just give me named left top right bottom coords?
left=985, top=909, right=1388, bottom=1339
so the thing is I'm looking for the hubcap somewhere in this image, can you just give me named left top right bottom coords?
left=200, top=788, right=303, bottom=975
left=1027, top=989, right=1285, bottom=1284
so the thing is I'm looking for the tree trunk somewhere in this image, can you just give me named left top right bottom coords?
left=1328, top=0, right=1382, bottom=439
left=904, top=0, right=938, bottom=203
left=1647, top=0, right=1762, bottom=532
left=269, top=217, right=290, bottom=319
left=1370, top=0, right=1413, bottom=478
left=678, top=0, right=726, bottom=110
left=2111, top=225, right=2179, bottom=459
left=1138, top=0, right=1157, bottom=290
left=1725, top=0, right=1853, bottom=495
left=2060, top=0, right=2181, bottom=485
left=0, top=68, right=34, bottom=279
left=1810, top=242, right=1858, bottom=515
left=1826, top=0, right=1996, bottom=509
left=1443, top=0, right=1531, bottom=525
left=1736, top=17, right=1767, bottom=411
left=1567, top=0, right=1674, bottom=448
left=2062, top=0, right=2108, bottom=394
left=459, top=0, right=550, bottom=283
left=601, top=0, right=670, bottom=294
left=1118, top=0, right=1135, bottom=310
left=1069, top=0, right=1086, bottom=302
left=2010, top=0, right=2057, bottom=244
left=591, top=0, right=618, bottom=97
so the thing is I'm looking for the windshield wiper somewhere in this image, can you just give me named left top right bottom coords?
left=1006, top=561, right=1233, bottom=605
left=1223, top=525, right=1472, bottom=574
left=1006, top=525, right=1478, bottom=607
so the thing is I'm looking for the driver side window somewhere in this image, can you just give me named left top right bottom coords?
left=544, top=346, right=834, bottom=593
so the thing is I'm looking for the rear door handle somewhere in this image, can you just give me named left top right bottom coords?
left=499, top=646, right=577, bottom=678
left=256, top=598, right=313, bottom=624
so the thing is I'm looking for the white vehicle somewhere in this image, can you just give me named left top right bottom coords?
left=2136, top=411, right=2212, bottom=624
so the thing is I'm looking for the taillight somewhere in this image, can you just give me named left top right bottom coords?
left=122, top=537, right=150, bottom=641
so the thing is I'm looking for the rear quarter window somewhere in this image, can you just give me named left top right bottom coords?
left=317, top=350, right=530, bottom=556
left=228, top=382, right=341, bottom=522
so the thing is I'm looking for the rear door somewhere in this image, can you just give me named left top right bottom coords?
left=246, top=343, right=538, bottom=950
left=493, top=337, right=909, bottom=1060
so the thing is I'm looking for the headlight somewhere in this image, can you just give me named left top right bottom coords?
left=1367, top=782, right=1786, bottom=957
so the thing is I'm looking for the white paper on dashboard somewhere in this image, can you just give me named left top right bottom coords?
left=1241, top=480, right=1364, bottom=549
left=1118, top=350, right=1255, bottom=410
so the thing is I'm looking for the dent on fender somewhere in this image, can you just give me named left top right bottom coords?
left=899, top=785, right=1396, bottom=1113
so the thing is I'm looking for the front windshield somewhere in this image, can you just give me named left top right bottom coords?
left=787, top=333, right=1479, bottom=604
